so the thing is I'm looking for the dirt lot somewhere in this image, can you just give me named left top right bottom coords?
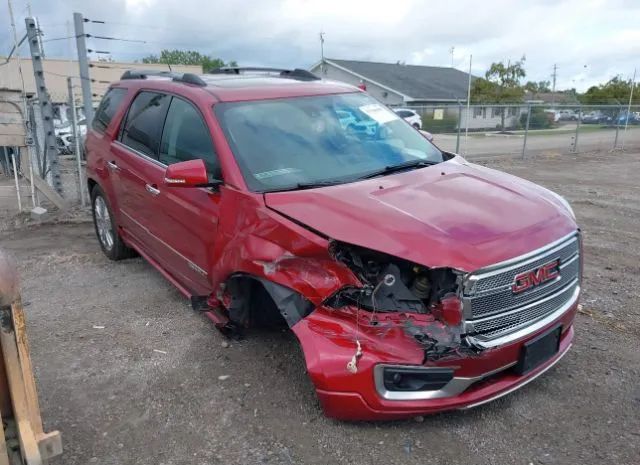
left=1, top=149, right=639, bottom=465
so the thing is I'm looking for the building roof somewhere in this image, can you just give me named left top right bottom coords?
left=524, top=91, right=580, bottom=104
left=0, top=57, right=201, bottom=103
left=321, top=58, right=475, bottom=101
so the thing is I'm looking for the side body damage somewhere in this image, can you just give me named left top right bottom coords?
left=201, top=188, right=483, bottom=420
left=83, top=72, right=580, bottom=419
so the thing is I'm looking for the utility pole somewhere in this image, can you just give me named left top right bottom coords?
left=621, top=68, right=637, bottom=151
left=25, top=17, right=63, bottom=195
left=463, top=54, right=472, bottom=155
left=68, top=78, right=86, bottom=206
left=449, top=46, right=455, bottom=68
left=319, top=31, right=325, bottom=75
left=551, top=63, right=557, bottom=107
left=73, top=12, right=94, bottom=126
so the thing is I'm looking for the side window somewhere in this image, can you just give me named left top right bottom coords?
left=159, top=97, right=220, bottom=178
left=120, top=91, right=170, bottom=158
left=92, top=87, right=127, bottom=133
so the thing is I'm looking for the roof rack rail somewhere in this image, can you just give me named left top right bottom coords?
left=120, top=70, right=206, bottom=87
left=209, top=67, right=320, bottom=81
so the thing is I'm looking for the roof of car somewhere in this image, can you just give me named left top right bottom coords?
left=114, top=69, right=360, bottom=103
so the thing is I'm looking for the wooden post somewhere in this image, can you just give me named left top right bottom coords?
left=0, top=250, right=62, bottom=463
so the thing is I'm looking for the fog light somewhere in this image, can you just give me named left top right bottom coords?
left=382, top=366, right=454, bottom=392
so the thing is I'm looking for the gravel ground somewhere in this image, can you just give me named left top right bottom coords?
left=1, top=150, right=639, bottom=465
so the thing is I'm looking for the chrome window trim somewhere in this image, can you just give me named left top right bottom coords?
left=113, top=140, right=168, bottom=169
left=465, top=284, right=579, bottom=349
left=374, top=362, right=516, bottom=401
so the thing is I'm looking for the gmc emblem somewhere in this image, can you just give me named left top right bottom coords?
left=512, top=259, right=560, bottom=294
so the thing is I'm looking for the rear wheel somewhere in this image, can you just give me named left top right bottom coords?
left=412, top=122, right=420, bottom=129
left=91, top=186, right=135, bottom=260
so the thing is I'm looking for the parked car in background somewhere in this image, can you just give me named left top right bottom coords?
left=85, top=68, right=580, bottom=420
left=394, top=108, right=422, bottom=129
left=557, top=109, right=578, bottom=121
left=617, top=111, right=640, bottom=125
left=336, top=109, right=378, bottom=137
left=543, top=109, right=560, bottom=122
left=581, top=111, right=612, bottom=124
left=54, top=119, right=87, bottom=155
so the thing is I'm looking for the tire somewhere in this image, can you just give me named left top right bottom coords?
left=412, top=122, right=421, bottom=129
left=91, top=185, right=135, bottom=260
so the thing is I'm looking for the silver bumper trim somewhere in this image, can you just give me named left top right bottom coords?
left=374, top=362, right=516, bottom=401
left=459, top=341, right=573, bottom=410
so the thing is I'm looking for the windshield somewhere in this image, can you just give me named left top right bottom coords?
left=214, top=93, right=444, bottom=192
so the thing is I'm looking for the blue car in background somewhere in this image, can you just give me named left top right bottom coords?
left=617, top=111, right=640, bottom=125
left=336, top=109, right=379, bottom=137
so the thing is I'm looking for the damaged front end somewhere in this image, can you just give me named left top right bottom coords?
left=209, top=236, right=488, bottom=418
left=325, top=241, right=479, bottom=363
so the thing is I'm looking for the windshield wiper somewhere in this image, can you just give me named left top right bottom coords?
left=358, top=159, right=438, bottom=180
left=264, top=179, right=349, bottom=193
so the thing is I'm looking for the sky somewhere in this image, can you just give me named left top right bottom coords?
left=1, top=0, right=638, bottom=92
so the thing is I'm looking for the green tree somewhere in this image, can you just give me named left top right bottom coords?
left=580, top=76, right=638, bottom=105
left=471, top=57, right=527, bottom=130
left=142, top=49, right=237, bottom=73
left=524, top=80, right=551, bottom=93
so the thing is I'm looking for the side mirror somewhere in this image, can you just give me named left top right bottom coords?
left=164, top=159, right=222, bottom=188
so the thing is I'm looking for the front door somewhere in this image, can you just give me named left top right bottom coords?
left=150, top=96, right=222, bottom=296
left=111, top=91, right=170, bottom=259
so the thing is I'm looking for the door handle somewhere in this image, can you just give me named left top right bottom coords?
left=145, top=184, right=160, bottom=196
left=106, top=160, right=119, bottom=171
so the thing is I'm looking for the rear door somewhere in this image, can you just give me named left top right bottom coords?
left=110, top=91, right=170, bottom=258
left=150, top=96, right=222, bottom=295
left=86, top=87, right=128, bottom=207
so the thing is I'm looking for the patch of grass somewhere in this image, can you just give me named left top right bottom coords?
left=528, top=126, right=617, bottom=136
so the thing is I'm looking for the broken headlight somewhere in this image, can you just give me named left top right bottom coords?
left=328, top=241, right=460, bottom=316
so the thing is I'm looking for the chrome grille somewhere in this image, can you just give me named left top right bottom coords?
left=463, top=232, right=581, bottom=345
left=471, top=281, right=578, bottom=338
left=472, top=237, right=579, bottom=294
left=470, top=257, right=580, bottom=318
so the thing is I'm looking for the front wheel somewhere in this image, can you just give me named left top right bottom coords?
left=91, top=186, right=135, bottom=260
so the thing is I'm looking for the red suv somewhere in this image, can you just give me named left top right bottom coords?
left=85, top=68, right=581, bottom=420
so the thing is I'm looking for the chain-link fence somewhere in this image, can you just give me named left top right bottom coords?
left=395, top=103, right=640, bottom=159
left=3, top=96, right=640, bottom=216
left=1, top=93, right=86, bottom=218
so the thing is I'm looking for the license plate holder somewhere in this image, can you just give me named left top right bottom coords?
left=514, top=325, right=562, bottom=375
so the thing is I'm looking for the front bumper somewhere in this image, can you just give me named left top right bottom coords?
left=292, top=298, right=577, bottom=421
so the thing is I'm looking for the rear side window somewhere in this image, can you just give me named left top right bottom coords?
left=92, top=88, right=127, bottom=133
left=159, top=97, right=220, bottom=177
left=120, top=91, right=170, bottom=158
left=395, top=110, right=412, bottom=118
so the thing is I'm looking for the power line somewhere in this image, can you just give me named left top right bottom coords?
left=89, top=63, right=137, bottom=70
left=41, top=35, right=76, bottom=43
left=42, top=70, right=112, bottom=84
left=86, top=34, right=146, bottom=43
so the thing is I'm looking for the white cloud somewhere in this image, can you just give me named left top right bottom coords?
left=1, top=0, right=637, bottom=91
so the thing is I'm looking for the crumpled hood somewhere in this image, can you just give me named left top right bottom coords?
left=264, top=157, right=577, bottom=272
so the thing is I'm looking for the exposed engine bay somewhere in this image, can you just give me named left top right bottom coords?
left=328, top=241, right=459, bottom=313
left=327, top=241, right=479, bottom=361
